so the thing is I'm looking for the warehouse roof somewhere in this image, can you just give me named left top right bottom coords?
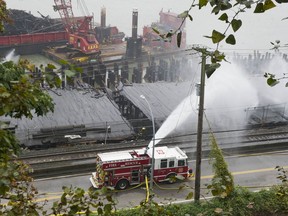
left=5, top=88, right=133, bottom=146
left=1, top=81, right=195, bottom=148
left=119, top=81, right=193, bottom=126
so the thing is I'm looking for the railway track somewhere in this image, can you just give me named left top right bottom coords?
left=19, top=125, right=288, bottom=179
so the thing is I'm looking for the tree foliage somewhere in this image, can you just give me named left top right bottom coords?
left=275, top=166, right=288, bottom=198
left=0, top=35, right=88, bottom=216
left=0, top=60, right=55, bottom=156
left=51, top=186, right=117, bottom=216
left=0, top=61, right=54, bottom=119
left=0, top=161, right=48, bottom=215
left=0, top=6, right=55, bottom=210
left=207, top=133, right=235, bottom=198
left=0, top=0, right=11, bottom=32
left=0, top=59, right=56, bottom=214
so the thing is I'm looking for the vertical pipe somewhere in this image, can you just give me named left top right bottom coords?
left=104, top=122, right=110, bottom=145
left=132, top=9, right=138, bottom=39
left=61, top=67, right=65, bottom=89
left=101, top=7, right=106, bottom=28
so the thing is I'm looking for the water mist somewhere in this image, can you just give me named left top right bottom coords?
left=148, top=60, right=259, bottom=148
left=2, top=49, right=20, bottom=63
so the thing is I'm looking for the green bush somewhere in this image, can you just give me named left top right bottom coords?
left=113, top=185, right=288, bottom=216
left=208, top=133, right=235, bottom=198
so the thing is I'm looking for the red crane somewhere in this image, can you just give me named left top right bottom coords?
left=53, top=0, right=100, bottom=55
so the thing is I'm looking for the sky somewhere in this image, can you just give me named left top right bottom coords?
left=6, top=0, right=288, bottom=52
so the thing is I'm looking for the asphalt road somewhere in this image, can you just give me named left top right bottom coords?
left=33, top=149, right=288, bottom=212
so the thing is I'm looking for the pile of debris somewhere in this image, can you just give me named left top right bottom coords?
left=1, top=9, right=64, bottom=36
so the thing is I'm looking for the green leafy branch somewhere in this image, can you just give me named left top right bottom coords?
left=192, top=46, right=226, bottom=78
left=263, top=40, right=288, bottom=87
left=0, top=0, right=12, bottom=32
left=161, top=0, right=288, bottom=81
left=0, top=161, right=48, bottom=215
left=0, top=61, right=55, bottom=119
left=201, top=0, right=278, bottom=49
left=205, top=7, right=243, bottom=48
left=264, top=72, right=288, bottom=87
left=275, top=166, right=288, bottom=198
left=153, top=0, right=286, bottom=66
left=207, top=132, right=235, bottom=198
left=51, top=186, right=117, bottom=216
left=152, top=0, right=195, bottom=47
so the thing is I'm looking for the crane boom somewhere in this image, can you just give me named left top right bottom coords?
left=53, top=0, right=100, bottom=54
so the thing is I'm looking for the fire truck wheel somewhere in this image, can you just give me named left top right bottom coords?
left=116, top=179, right=129, bottom=190
left=167, top=173, right=177, bottom=184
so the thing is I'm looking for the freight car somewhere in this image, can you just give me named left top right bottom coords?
left=0, top=31, right=68, bottom=47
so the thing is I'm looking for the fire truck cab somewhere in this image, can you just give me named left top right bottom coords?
left=90, top=146, right=191, bottom=190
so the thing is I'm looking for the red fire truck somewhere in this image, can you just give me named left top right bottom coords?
left=90, top=146, right=191, bottom=190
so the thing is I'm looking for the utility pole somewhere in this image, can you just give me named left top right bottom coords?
left=194, top=52, right=206, bottom=202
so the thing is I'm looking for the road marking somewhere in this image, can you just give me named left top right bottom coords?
left=34, top=150, right=288, bottom=203
left=198, top=165, right=288, bottom=180
left=34, top=150, right=288, bottom=181
left=36, top=196, right=61, bottom=202
left=38, top=165, right=288, bottom=203
left=188, top=149, right=288, bottom=163
left=35, top=173, right=91, bottom=182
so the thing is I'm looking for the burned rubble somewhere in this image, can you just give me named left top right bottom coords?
left=1, top=9, right=64, bottom=36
